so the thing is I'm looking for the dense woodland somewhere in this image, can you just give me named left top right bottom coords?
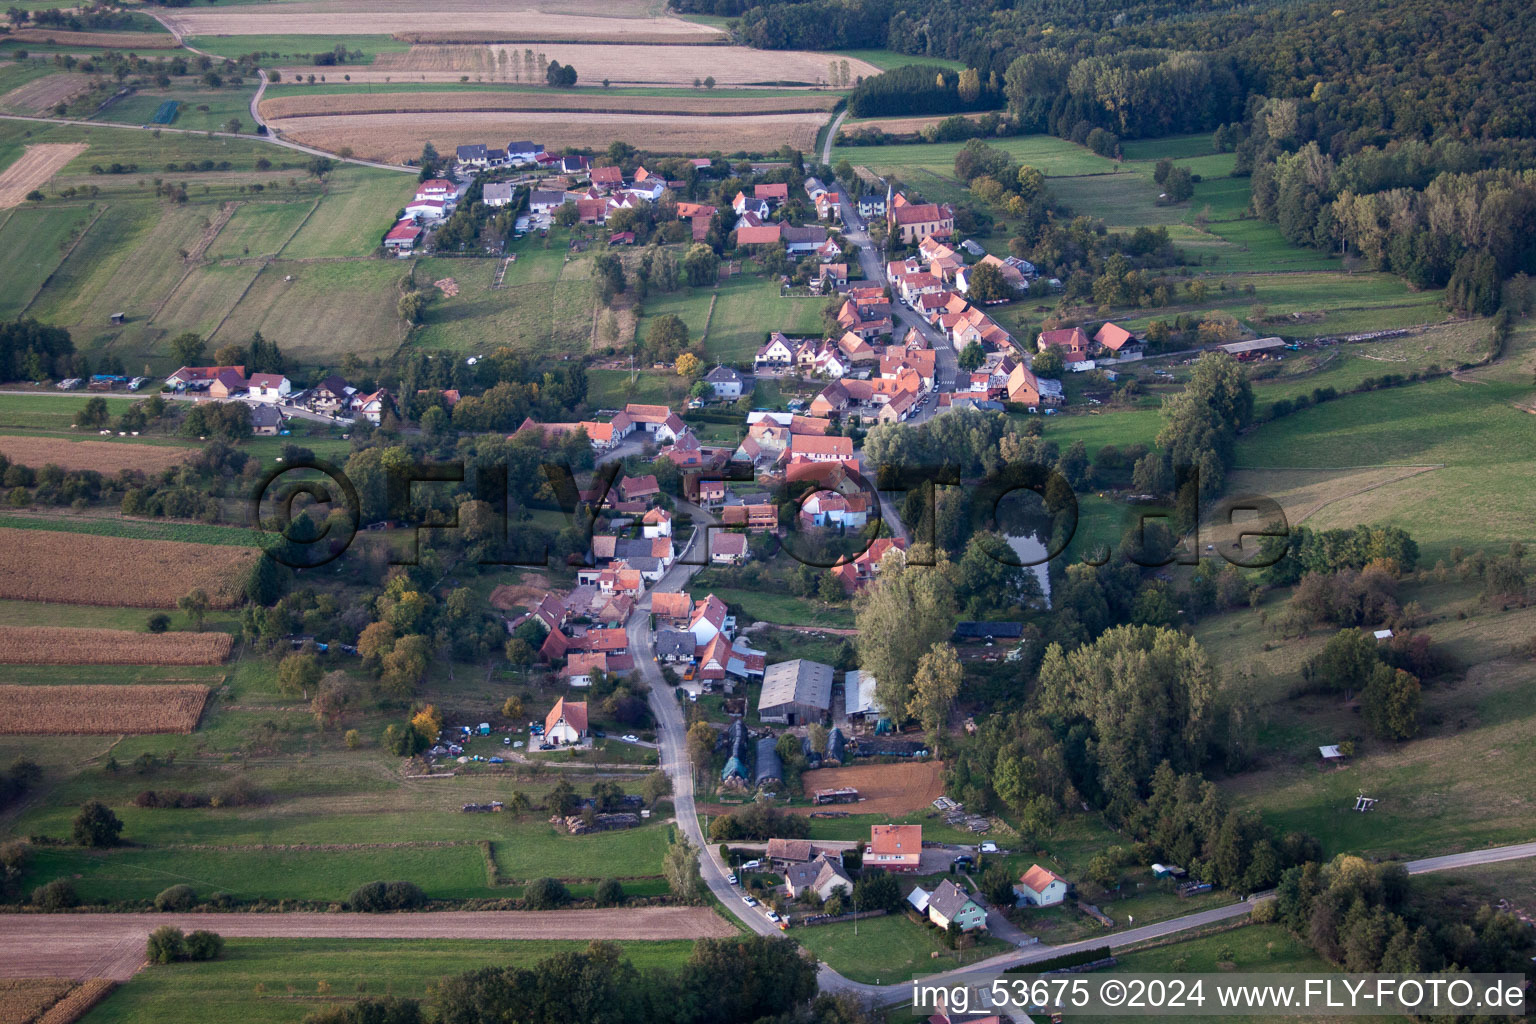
left=699, top=0, right=1536, bottom=304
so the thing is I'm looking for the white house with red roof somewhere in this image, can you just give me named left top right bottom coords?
left=642, top=507, right=673, bottom=539
left=688, top=594, right=730, bottom=647
left=544, top=698, right=588, bottom=745
left=1014, top=864, right=1070, bottom=906
left=246, top=373, right=290, bottom=403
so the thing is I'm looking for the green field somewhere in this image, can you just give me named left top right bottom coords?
left=793, top=912, right=1004, bottom=984
left=633, top=271, right=829, bottom=365
left=0, top=512, right=264, bottom=547
left=833, top=134, right=1117, bottom=182
left=406, top=236, right=599, bottom=356
left=87, top=938, right=697, bottom=1024
left=95, top=87, right=259, bottom=134
left=206, top=199, right=316, bottom=259
left=0, top=204, right=96, bottom=319
left=587, top=367, right=691, bottom=409
left=828, top=49, right=966, bottom=72
left=210, top=257, right=408, bottom=362
left=279, top=166, right=411, bottom=257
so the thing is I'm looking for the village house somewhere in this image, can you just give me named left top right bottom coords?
left=785, top=852, right=853, bottom=903
left=481, top=182, right=515, bottom=208
left=654, top=629, right=695, bottom=663
left=308, top=375, right=356, bottom=415
left=799, top=490, right=870, bottom=529
left=641, top=506, right=673, bottom=539
left=650, top=590, right=692, bottom=629
left=889, top=196, right=955, bottom=245
left=624, top=403, right=686, bottom=442
left=352, top=389, right=393, bottom=425
left=867, top=823, right=922, bottom=872
left=544, top=698, right=588, bottom=745
left=732, top=191, right=771, bottom=220
left=249, top=403, right=284, bottom=436
left=754, top=182, right=790, bottom=207
left=780, top=224, right=828, bottom=255
left=405, top=197, right=448, bottom=223
left=819, top=263, right=848, bottom=290
left=415, top=178, right=456, bottom=202
left=919, top=237, right=963, bottom=281
left=704, top=365, right=747, bottom=401
left=758, top=658, right=834, bottom=725
left=1038, top=326, right=1092, bottom=364
left=1094, top=321, right=1144, bottom=359
left=560, top=652, right=609, bottom=688
left=455, top=143, right=492, bottom=168
left=814, top=192, right=842, bottom=222
left=754, top=332, right=798, bottom=370
left=1014, top=864, right=1070, bottom=907
left=590, top=165, right=624, bottom=190
left=735, top=224, right=781, bottom=246
left=166, top=364, right=245, bottom=389
left=687, top=594, right=731, bottom=647
left=857, top=193, right=886, bottom=218
left=913, top=879, right=987, bottom=932
left=209, top=369, right=247, bottom=399
left=766, top=837, right=823, bottom=870
left=384, top=219, right=421, bottom=253
left=709, top=531, right=749, bottom=564
left=784, top=433, right=855, bottom=464
left=246, top=372, right=290, bottom=403
left=529, top=189, right=566, bottom=216
left=505, top=140, right=544, bottom=165
left=831, top=536, right=907, bottom=593
left=720, top=502, right=777, bottom=532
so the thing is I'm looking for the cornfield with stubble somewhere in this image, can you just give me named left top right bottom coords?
left=0, top=685, right=211, bottom=734
left=0, top=626, right=232, bottom=665
left=36, top=980, right=117, bottom=1024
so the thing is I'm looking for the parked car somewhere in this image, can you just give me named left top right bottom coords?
left=741, top=860, right=762, bottom=871
left=727, top=873, right=738, bottom=885
left=621, top=733, right=639, bottom=743
left=765, top=911, right=781, bottom=923
left=979, top=841, right=998, bottom=853
left=741, top=895, right=757, bottom=906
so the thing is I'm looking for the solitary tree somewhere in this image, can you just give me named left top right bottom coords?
left=78, top=396, right=111, bottom=429
left=177, top=589, right=210, bottom=631
left=73, top=800, right=123, bottom=847
left=907, top=642, right=962, bottom=746
left=169, top=332, right=206, bottom=367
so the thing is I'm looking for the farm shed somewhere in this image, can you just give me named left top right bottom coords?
left=758, top=658, right=833, bottom=725
left=754, top=735, right=783, bottom=786
left=1219, top=336, right=1285, bottom=360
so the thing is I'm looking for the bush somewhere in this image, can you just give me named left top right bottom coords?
left=348, top=880, right=426, bottom=912
left=302, top=996, right=423, bottom=1024
left=31, top=878, right=78, bottom=910
left=522, top=877, right=570, bottom=910
left=72, top=800, right=122, bottom=847
left=184, top=929, right=225, bottom=960
left=147, top=925, right=186, bottom=963
left=594, top=878, right=625, bottom=907
left=155, top=884, right=198, bottom=912
left=146, top=613, right=171, bottom=633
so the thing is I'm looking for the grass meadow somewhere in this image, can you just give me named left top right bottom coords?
left=793, top=912, right=1006, bottom=984
left=87, top=938, right=697, bottom=1024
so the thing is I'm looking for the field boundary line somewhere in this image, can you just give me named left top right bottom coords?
left=18, top=203, right=107, bottom=318
left=274, top=193, right=325, bottom=260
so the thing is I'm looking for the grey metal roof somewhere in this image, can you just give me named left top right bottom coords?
left=758, top=659, right=833, bottom=713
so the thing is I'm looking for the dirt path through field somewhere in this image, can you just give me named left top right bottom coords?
left=0, top=143, right=87, bottom=208
left=0, top=908, right=735, bottom=980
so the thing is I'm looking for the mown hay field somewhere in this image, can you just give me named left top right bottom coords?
left=318, top=43, right=876, bottom=87
left=799, top=760, right=945, bottom=815
left=259, top=89, right=839, bottom=119
left=0, top=144, right=89, bottom=209
left=0, top=435, right=196, bottom=474
left=0, top=73, right=94, bottom=116
left=0, top=529, right=258, bottom=608
left=0, top=626, right=233, bottom=665
left=158, top=4, right=723, bottom=43
left=0, top=684, right=210, bottom=734
left=0, top=979, right=76, bottom=1023
left=274, top=111, right=825, bottom=161
left=8, top=28, right=179, bottom=49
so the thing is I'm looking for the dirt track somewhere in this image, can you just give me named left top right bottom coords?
left=0, top=908, right=734, bottom=980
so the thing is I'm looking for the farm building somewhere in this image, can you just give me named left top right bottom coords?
left=1220, top=336, right=1286, bottom=360
left=384, top=219, right=422, bottom=253
left=754, top=735, right=783, bottom=787
left=544, top=698, right=588, bottom=745
left=1014, top=864, right=1069, bottom=907
left=766, top=838, right=822, bottom=868
left=758, top=658, right=833, bottom=725
left=710, top=532, right=748, bottom=565
left=844, top=669, right=883, bottom=723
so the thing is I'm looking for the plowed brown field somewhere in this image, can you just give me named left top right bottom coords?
left=799, top=760, right=945, bottom=814
left=0, top=144, right=88, bottom=209
left=8, top=28, right=177, bottom=48
left=0, top=73, right=93, bottom=115
left=0, top=435, right=195, bottom=474
left=0, top=529, right=258, bottom=608
left=0, top=684, right=211, bottom=734
left=361, top=43, right=873, bottom=86
left=259, top=90, right=839, bottom=119
left=0, top=626, right=233, bottom=665
left=163, top=3, right=723, bottom=42
left=274, top=111, right=824, bottom=161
